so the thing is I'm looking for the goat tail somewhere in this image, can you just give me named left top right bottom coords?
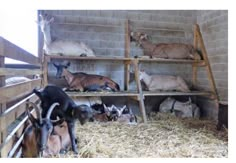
left=104, top=81, right=120, bottom=92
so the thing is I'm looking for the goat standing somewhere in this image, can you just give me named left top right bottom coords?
left=33, top=85, right=94, bottom=154
left=37, top=14, right=95, bottom=56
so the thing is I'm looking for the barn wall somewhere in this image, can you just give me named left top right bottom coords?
left=196, top=10, right=228, bottom=119
left=42, top=10, right=195, bottom=90
left=40, top=10, right=228, bottom=119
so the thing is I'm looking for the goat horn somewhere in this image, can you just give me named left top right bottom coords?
left=26, top=101, right=42, bottom=124
left=46, top=103, right=60, bottom=119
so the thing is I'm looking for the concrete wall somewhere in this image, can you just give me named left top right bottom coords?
left=39, top=10, right=228, bottom=119
left=196, top=10, right=228, bottom=119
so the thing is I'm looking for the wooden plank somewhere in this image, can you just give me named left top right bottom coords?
left=0, top=56, right=5, bottom=87
left=0, top=94, right=38, bottom=134
left=0, top=79, right=41, bottom=103
left=3, top=39, right=38, bottom=64
left=192, top=24, right=199, bottom=88
left=67, top=91, right=139, bottom=97
left=0, top=37, right=39, bottom=65
left=137, top=57, right=204, bottom=64
left=195, top=24, right=219, bottom=101
left=45, top=54, right=133, bottom=61
left=132, top=59, right=147, bottom=123
left=124, top=20, right=131, bottom=91
left=43, top=55, right=49, bottom=86
left=143, top=91, right=213, bottom=96
left=0, top=68, right=42, bottom=76
left=0, top=109, right=34, bottom=157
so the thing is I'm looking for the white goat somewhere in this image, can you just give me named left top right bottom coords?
left=159, top=97, right=200, bottom=118
left=139, top=71, right=190, bottom=92
left=5, top=77, right=31, bottom=86
left=38, top=14, right=95, bottom=56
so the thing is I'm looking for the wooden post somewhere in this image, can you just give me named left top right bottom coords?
left=195, top=24, right=219, bottom=101
left=192, top=24, right=198, bottom=88
left=133, top=59, right=147, bottom=123
left=124, top=20, right=131, bottom=91
left=43, top=55, right=49, bottom=87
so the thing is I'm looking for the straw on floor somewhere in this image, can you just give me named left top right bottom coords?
left=54, top=112, right=228, bottom=158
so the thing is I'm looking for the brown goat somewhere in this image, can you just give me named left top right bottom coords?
left=130, top=32, right=201, bottom=60
left=53, top=61, right=120, bottom=92
left=21, top=102, right=63, bottom=157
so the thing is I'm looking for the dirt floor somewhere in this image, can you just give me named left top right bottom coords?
left=54, top=113, right=228, bottom=158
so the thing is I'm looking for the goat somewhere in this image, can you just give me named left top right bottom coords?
left=130, top=32, right=201, bottom=60
left=33, top=85, right=94, bottom=154
left=103, top=104, right=137, bottom=124
left=37, top=14, right=95, bottom=56
left=159, top=97, right=200, bottom=118
left=5, top=77, right=31, bottom=86
left=22, top=102, right=62, bottom=157
left=53, top=61, right=120, bottom=92
left=139, top=70, right=190, bottom=92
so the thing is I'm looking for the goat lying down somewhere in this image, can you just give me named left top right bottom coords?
left=139, top=70, right=190, bottom=92
left=33, top=85, right=94, bottom=154
left=159, top=97, right=200, bottom=118
left=92, top=104, right=137, bottom=124
left=130, top=31, right=201, bottom=60
left=53, top=61, right=120, bottom=92
left=37, top=14, right=95, bottom=57
left=22, top=102, right=68, bottom=157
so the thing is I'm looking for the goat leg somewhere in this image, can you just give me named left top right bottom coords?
left=67, top=121, right=78, bottom=154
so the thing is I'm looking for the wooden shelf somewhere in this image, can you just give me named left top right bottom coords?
left=66, top=91, right=139, bottom=97
left=143, top=91, right=213, bottom=97
left=45, top=55, right=133, bottom=61
left=137, top=57, right=205, bottom=64
left=45, top=55, right=205, bottom=65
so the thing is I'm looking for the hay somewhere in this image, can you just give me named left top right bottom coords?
left=54, top=113, right=228, bottom=158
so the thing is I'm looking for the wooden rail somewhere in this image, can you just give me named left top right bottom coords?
left=0, top=37, right=42, bottom=157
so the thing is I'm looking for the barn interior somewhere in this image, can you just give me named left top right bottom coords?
left=0, top=10, right=228, bottom=158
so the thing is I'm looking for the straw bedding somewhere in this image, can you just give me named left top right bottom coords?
left=54, top=113, right=228, bottom=158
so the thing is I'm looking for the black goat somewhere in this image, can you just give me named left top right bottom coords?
left=33, top=85, right=94, bottom=154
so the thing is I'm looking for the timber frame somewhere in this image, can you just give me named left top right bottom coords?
left=42, top=21, right=219, bottom=124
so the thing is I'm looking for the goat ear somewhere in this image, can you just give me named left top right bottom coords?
left=27, top=110, right=39, bottom=128
left=49, top=17, right=54, bottom=23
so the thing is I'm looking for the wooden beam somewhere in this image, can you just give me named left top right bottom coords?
left=43, top=55, right=49, bottom=86
left=0, top=79, right=41, bottom=103
left=192, top=24, right=199, bottom=88
left=124, top=20, right=131, bottom=91
left=0, top=68, right=42, bottom=76
left=0, top=37, right=39, bottom=66
left=195, top=24, right=219, bottom=101
left=132, top=59, right=147, bottom=123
